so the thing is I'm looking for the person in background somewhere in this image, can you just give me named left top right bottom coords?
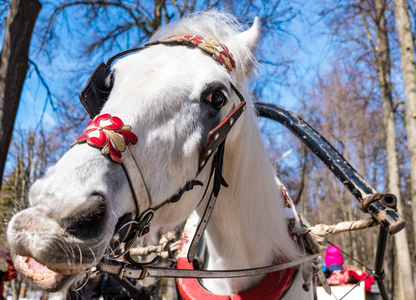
left=324, top=245, right=375, bottom=292
left=324, top=245, right=344, bottom=272
left=0, top=251, right=17, bottom=300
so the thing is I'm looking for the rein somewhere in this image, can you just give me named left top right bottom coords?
left=96, top=254, right=319, bottom=280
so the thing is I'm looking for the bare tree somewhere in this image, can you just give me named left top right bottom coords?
left=0, top=0, right=41, bottom=188
left=392, top=0, right=416, bottom=254
left=316, top=0, right=415, bottom=296
left=0, top=127, right=62, bottom=299
left=0, top=128, right=61, bottom=240
left=362, top=0, right=415, bottom=297
left=306, top=64, right=384, bottom=266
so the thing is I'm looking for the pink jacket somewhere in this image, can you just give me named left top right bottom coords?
left=325, top=245, right=344, bottom=267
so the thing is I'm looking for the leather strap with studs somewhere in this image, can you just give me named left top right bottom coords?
left=189, top=84, right=246, bottom=262
left=199, top=83, right=246, bottom=170
left=187, top=192, right=219, bottom=262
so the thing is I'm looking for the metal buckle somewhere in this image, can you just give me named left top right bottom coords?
left=70, top=267, right=99, bottom=291
left=108, top=209, right=154, bottom=260
left=108, top=220, right=140, bottom=260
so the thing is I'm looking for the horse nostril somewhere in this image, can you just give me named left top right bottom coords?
left=59, top=193, right=107, bottom=239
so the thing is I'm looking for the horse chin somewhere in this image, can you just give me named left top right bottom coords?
left=13, top=255, right=85, bottom=292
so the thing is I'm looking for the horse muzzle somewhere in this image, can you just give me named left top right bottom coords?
left=7, top=207, right=109, bottom=291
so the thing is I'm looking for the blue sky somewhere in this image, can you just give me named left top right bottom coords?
left=16, top=6, right=331, bottom=117
left=5, top=1, right=337, bottom=176
left=17, top=74, right=56, bottom=129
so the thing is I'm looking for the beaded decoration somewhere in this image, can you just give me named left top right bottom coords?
left=147, top=35, right=236, bottom=72
left=73, top=113, right=138, bottom=163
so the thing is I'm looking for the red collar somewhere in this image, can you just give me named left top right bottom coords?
left=176, top=258, right=296, bottom=300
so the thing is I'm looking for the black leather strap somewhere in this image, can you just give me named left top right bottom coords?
left=199, top=84, right=246, bottom=170
left=152, top=180, right=204, bottom=211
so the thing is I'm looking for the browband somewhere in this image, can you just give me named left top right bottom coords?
left=146, top=34, right=235, bottom=73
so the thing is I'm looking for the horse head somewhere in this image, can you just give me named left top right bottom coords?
left=7, top=12, right=262, bottom=292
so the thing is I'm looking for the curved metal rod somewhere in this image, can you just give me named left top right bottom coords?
left=254, top=101, right=405, bottom=235
left=255, top=102, right=399, bottom=299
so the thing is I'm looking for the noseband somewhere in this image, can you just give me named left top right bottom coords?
left=74, top=35, right=246, bottom=262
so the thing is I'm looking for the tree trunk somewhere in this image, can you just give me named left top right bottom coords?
left=372, top=0, right=415, bottom=298
left=0, top=0, right=41, bottom=188
left=392, top=0, right=416, bottom=254
left=152, top=0, right=164, bottom=32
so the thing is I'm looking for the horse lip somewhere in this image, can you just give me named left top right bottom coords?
left=9, top=229, right=105, bottom=292
left=7, top=206, right=109, bottom=269
left=13, top=255, right=76, bottom=292
left=7, top=194, right=112, bottom=292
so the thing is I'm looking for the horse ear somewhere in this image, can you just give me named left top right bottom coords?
left=234, top=17, right=260, bottom=76
left=236, top=17, right=261, bottom=55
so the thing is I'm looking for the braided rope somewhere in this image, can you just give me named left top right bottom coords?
left=129, top=232, right=181, bottom=259
left=129, top=219, right=377, bottom=259
left=293, top=218, right=377, bottom=253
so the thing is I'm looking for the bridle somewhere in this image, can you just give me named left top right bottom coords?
left=73, top=34, right=249, bottom=264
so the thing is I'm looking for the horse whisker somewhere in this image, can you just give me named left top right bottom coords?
left=76, top=244, right=83, bottom=265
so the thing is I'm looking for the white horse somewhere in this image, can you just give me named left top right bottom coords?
left=7, top=12, right=312, bottom=298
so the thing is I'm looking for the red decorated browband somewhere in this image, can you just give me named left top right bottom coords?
left=146, top=35, right=235, bottom=73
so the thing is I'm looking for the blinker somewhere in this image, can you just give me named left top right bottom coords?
left=79, top=63, right=113, bottom=119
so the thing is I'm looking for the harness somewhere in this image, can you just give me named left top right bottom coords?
left=73, top=33, right=405, bottom=300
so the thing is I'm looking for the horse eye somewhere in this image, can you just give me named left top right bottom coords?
left=206, top=90, right=227, bottom=108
